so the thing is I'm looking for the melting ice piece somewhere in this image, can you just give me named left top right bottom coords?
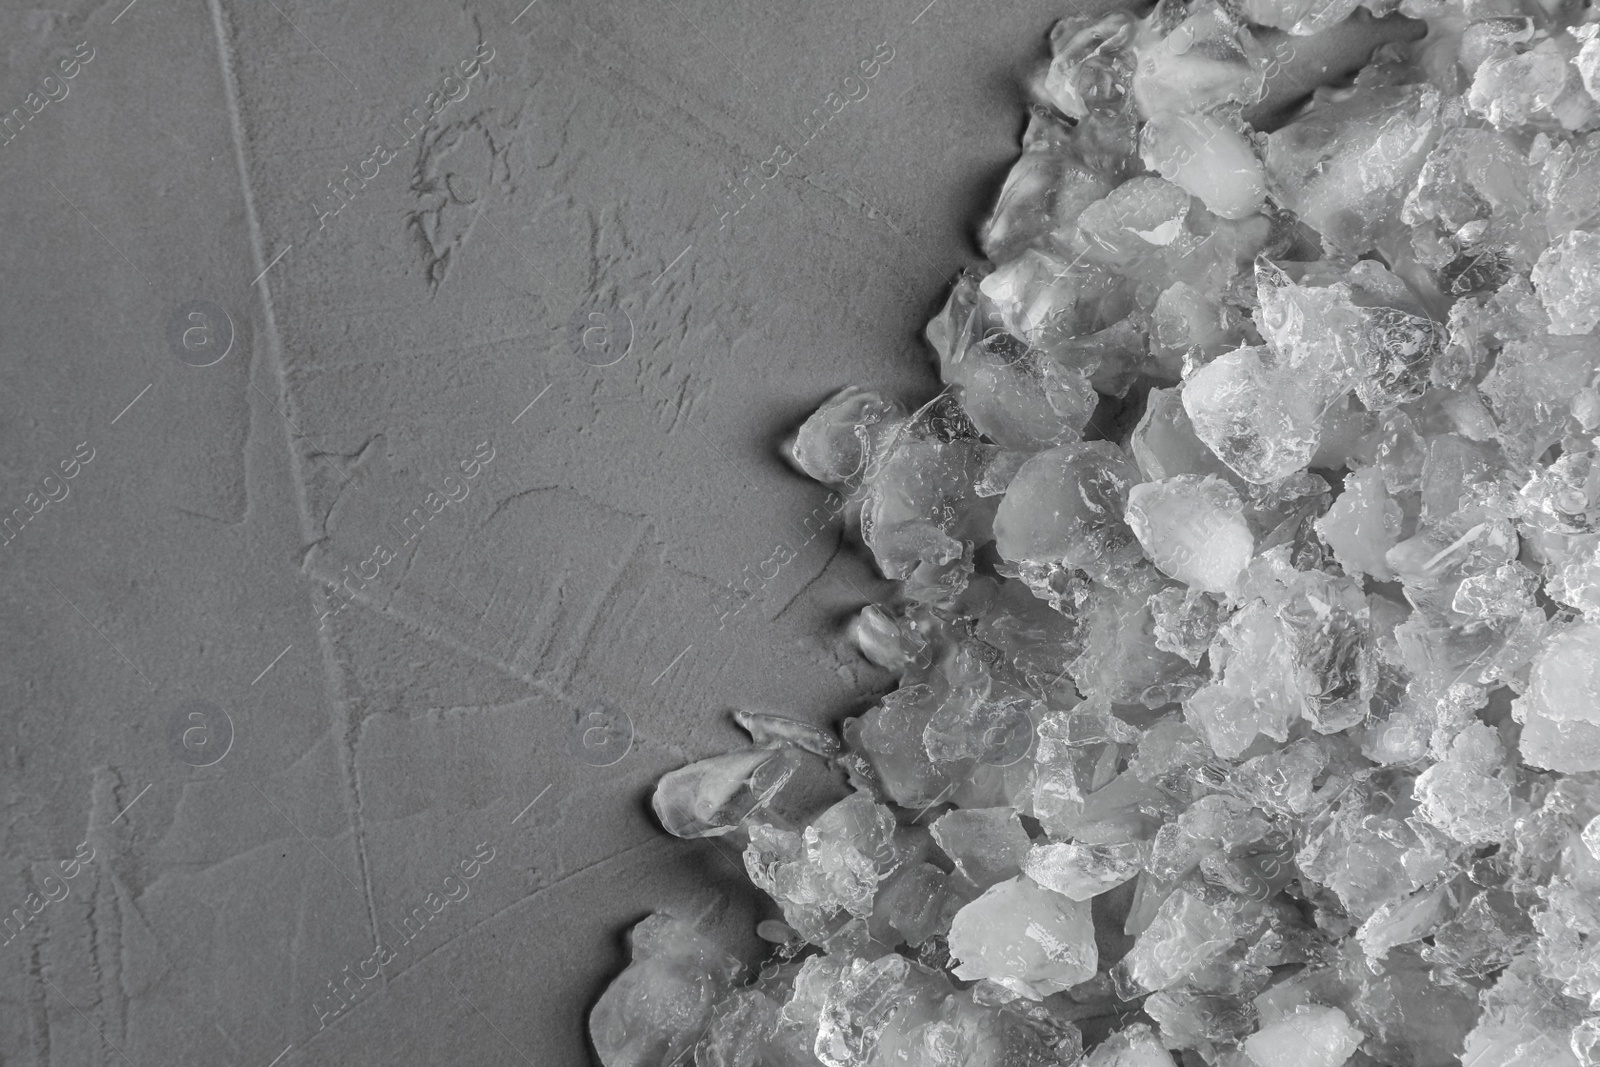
left=947, top=875, right=1098, bottom=999
left=654, top=748, right=845, bottom=838
left=786, top=386, right=906, bottom=487
left=1242, top=1005, right=1364, bottom=1067
left=589, top=914, right=743, bottom=1067
left=1125, top=475, right=1253, bottom=596
left=1023, top=840, right=1144, bottom=901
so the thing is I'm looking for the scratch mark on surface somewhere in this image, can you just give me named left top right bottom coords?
left=650, top=644, right=692, bottom=686
left=511, top=783, right=551, bottom=824
left=771, top=529, right=845, bottom=622
left=210, top=0, right=388, bottom=963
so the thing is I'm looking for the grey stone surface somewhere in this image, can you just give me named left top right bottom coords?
left=0, top=0, right=1094, bottom=1063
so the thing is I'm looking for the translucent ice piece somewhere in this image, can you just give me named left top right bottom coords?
left=1111, top=888, right=1236, bottom=996
left=1131, top=386, right=1239, bottom=485
left=1515, top=622, right=1600, bottom=772
left=1264, top=83, right=1441, bottom=255
left=1316, top=466, right=1403, bottom=580
left=1533, top=230, right=1600, bottom=336
left=1242, top=1004, right=1363, bottom=1067
left=589, top=913, right=743, bottom=1067
left=1139, top=110, right=1266, bottom=220
left=993, top=440, right=1145, bottom=586
left=1468, top=34, right=1598, bottom=133
left=979, top=111, right=1115, bottom=263
left=1125, top=474, right=1254, bottom=595
left=786, top=386, right=907, bottom=488
left=1182, top=346, right=1326, bottom=484
left=947, top=875, right=1099, bottom=999
left=1085, top=1022, right=1177, bottom=1067
left=860, top=395, right=989, bottom=580
left=930, top=807, right=1032, bottom=889
left=1023, top=840, right=1144, bottom=901
left=812, top=953, right=950, bottom=1067
left=654, top=747, right=844, bottom=839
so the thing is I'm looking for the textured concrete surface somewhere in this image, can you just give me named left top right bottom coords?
left=0, top=0, right=1096, bottom=1063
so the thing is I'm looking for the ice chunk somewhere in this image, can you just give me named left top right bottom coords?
left=1316, top=466, right=1403, bottom=580
left=1085, top=1022, right=1177, bottom=1067
left=859, top=395, right=989, bottom=581
left=589, top=914, right=743, bottom=1067
left=1140, top=110, right=1266, bottom=220
left=847, top=604, right=930, bottom=675
left=1111, top=888, right=1236, bottom=996
left=1264, top=84, right=1441, bottom=255
left=786, top=386, right=906, bottom=488
left=744, top=794, right=901, bottom=941
left=978, top=111, right=1114, bottom=262
left=993, top=440, right=1145, bottom=586
left=1533, top=231, right=1600, bottom=336
left=930, top=807, right=1032, bottom=888
left=1468, top=34, right=1598, bottom=133
left=1131, top=386, right=1239, bottom=483
left=1023, top=840, right=1144, bottom=900
left=813, top=954, right=950, bottom=1067
left=654, top=748, right=844, bottom=839
left=947, top=875, right=1098, bottom=999
left=1148, top=585, right=1223, bottom=666
left=1515, top=622, right=1600, bottom=772
left=1242, top=1004, right=1363, bottom=1067
left=1125, top=475, right=1254, bottom=595
left=1182, top=347, right=1326, bottom=484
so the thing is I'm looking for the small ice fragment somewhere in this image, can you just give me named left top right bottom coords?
left=786, top=386, right=906, bottom=487
left=1111, top=889, right=1235, bottom=996
left=734, top=708, right=840, bottom=757
left=1125, top=474, right=1254, bottom=595
left=654, top=748, right=841, bottom=838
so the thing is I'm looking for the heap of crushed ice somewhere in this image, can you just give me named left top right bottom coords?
left=592, top=0, right=1600, bottom=1063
